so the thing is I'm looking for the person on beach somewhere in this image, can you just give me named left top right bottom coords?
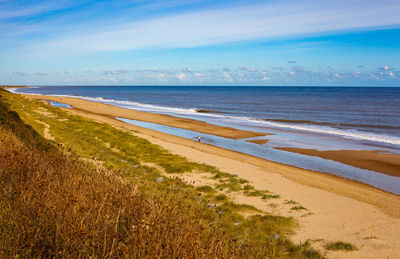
left=197, top=136, right=201, bottom=142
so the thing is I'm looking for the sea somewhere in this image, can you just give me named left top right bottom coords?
left=11, top=86, right=400, bottom=194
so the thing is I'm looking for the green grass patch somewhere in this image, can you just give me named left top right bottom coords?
left=325, top=241, right=358, bottom=251
left=263, top=193, right=280, bottom=199
left=219, top=202, right=262, bottom=214
left=268, top=203, right=279, bottom=209
left=214, top=194, right=229, bottom=202
left=196, top=185, right=216, bottom=193
left=291, top=205, right=307, bottom=211
left=245, top=190, right=264, bottom=197
left=243, top=184, right=254, bottom=191
left=363, top=236, right=378, bottom=240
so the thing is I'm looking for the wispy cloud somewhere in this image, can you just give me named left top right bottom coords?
left=103, top=69, right=130, bottom=75
left=292, top=66, right=307, bottom=72
left=183, top=67, right=193, bottom=73
left=240, top=67, right=257, bottom=72
left=0, top=0, right=87, bottom=20
left=28, top=0, right=400, bottom=54
left=35, top=72, right=49, bottom=76
left=13, top=71, right=27, bottom=76
left=1, top=1, right=400, bottom=86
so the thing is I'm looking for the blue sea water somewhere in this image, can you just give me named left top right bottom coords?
left=14, top=86, right=400, bottom=145
left=11, top=86, right=400, bottom=193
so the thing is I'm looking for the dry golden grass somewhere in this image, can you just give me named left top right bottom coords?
left=0, top=89, right=323, bottom=258
left=0, top=102, right=246, bottom=258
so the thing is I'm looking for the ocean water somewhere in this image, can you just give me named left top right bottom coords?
left=11, top=86, right=400, bottom=194
left=14, top=86, right=400, bottom=147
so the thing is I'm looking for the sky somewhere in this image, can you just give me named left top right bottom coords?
left=1, top=0, right=400, bottom=86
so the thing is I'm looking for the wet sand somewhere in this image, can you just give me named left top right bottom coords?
left=246, top=139, right=269, bottom=144
left=25, top=94, right=266, bottom=139
left=24, top=93, right=400, bottom=258
left=276, top=147, right=400, bottom=177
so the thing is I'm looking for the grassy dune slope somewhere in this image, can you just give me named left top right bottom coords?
left=0, top=89, right=322, bottom=258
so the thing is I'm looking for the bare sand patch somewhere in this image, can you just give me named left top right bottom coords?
left=246, top=139, right=269, bottom=144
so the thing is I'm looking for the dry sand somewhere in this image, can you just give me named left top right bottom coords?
left=25, top=94, right=400, bottom=258
left=276, top=147, right=400, bottom=177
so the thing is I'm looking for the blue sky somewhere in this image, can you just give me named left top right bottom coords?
left=1, top=0, right=400, bottom=86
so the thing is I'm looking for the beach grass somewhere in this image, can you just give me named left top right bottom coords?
left=325, top=241, right=358, bottom=251
left=291, top=205, right=308, bottom=211
left=0, top=89, right=323, bottom=258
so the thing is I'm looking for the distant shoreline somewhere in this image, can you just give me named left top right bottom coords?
left=0, top=85, right=29, bottom=89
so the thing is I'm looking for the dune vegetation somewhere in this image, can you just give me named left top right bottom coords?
left=0, top=89, right=322, bottom=258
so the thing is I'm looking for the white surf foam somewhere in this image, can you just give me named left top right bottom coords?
left=13, top=91, right=400, bottom=146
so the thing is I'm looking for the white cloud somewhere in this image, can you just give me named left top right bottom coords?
left=371, top=74, right=381, bottom=81
left=374, top=65, right=397, bottom=79
left=38, top=0, right=400, bottom=53
left=222, top=72, right=233, bottom=82
left=150, top=73, right=165, bottom=78
left=334, top=73, right=345, bottom=79
left=240, top=67, right=257, bottom=72
left=149, top=73, right=167, bottom=82
left=176, top=73, right=185, bottom=81
left=109, top=77, right=117, bottom=83
left=292, top=66, right=307, bottom=72
left=194, top=72, right=202, bottom=77
left=103, top=69, right=129, bottom=75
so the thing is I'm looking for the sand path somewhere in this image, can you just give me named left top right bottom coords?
left=35, top=120, right=55, bottom=141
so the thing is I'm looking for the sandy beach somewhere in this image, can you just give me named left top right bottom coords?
left=276, top=147, right=400, bottom=178
left=24, top=95, right=266, bottom=139
left=25, top=93, right=400, bottom=258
